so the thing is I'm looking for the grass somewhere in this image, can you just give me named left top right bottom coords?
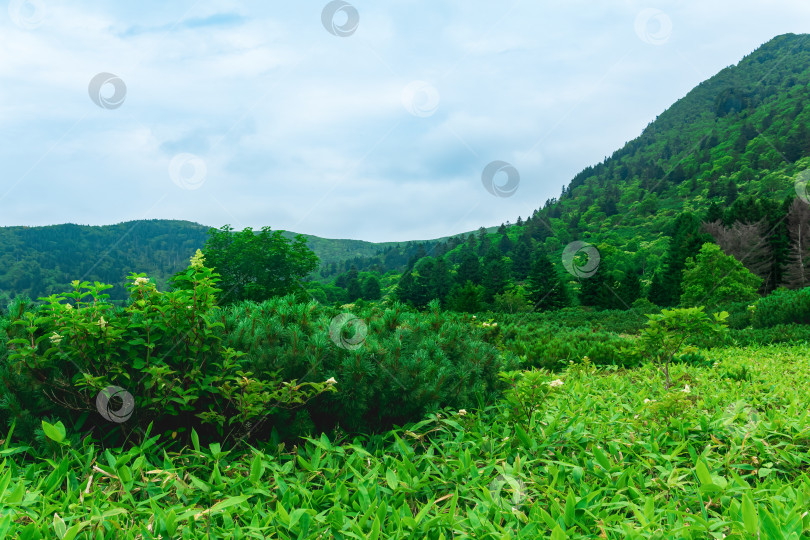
left=1, top=343, right=809, bottom=538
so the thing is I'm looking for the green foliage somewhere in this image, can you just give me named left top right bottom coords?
left=637, top=306, right=729, bottom=386
left=3, top=343, right=810, bottom=537
left=201, top=225, right=319, bottom=305
left=218, top=298, right=516, bottom=434
left=752, top=286, right=810, bottom=327
left=681, top=243, right=762, bottom=308
left=1, top=251, right=332, bottom=447
left=527, top=252, right=571, bottom=310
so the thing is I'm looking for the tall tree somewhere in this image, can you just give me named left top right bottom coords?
left=201, top=225, right=319, bottom=305
left=680, top=243, right=761, bottom=308
left=511, top=238, right=533, bottom=281
left=784, top=198, right=810, bottom=289
left=362, top=275, right=381, bottom=300
left=527, top=252, right=570, bottom=311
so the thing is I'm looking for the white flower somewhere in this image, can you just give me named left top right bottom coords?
left=458, top=409, right=467, bottom=416
left=549, top=379, right=564, bottom=388
left=64, top=303, right=73, bottom=310
left=134, top=277, right=150, bottom=286
left=644, top=398, right=655, bottom=404
left=682, top=384, right=690, bottom=394
left=97, top=317, right=107, bottom=330
left=49, top=332, right=62, bottom=345
left=190, top=249, right=205, bottom=269
left=325, top=377, right=337, bottom=385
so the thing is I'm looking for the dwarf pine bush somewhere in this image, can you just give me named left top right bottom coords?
left=217, top=298, right=517, bottom=435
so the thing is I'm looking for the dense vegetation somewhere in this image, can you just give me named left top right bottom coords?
left=2, top=33, right=810, bottom=538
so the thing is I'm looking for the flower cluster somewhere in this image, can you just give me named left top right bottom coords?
left=549, top=379, right=564, bottom=388
left=134, top=276, right=150, bottom=287
left=190, top=249, right=205, bottom=269
left=49, top=332, right=63, bottom=345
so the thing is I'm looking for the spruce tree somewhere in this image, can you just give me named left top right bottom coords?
left=511, top=238, right=532, bottom=281
left=527, top=253, right=570, bottom=311
left=362, top=275, right=382, bottom=300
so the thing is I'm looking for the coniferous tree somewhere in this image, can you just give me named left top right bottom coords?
left=430, top=257, right=453, bottom=305
left=447, top=281, right=484, bottom=313
left=527, top=253, right=570, bottom=310
left=455, top=247, right=482, bottom=285
left=346, top=278, right=363, bottom=302
left=617, top=270, right=642, bottom=307
left=362, top=275, right=382, bottom=300
left=511, top=238, right=532, bottom=281
left=482, top=256, right=509, bottom=303
left=656, top=213, right=711, bottom=306
left=498, top=233, right=514, bottom=255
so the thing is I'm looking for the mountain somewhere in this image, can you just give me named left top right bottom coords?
left=534, top=33, right=810, bottom=242
left=0, top=219, right=453, bottom=303
left=5, top=34, right=810, bottom=308
left=387, top=33, right=810, bottom=309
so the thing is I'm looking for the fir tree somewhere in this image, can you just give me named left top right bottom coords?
left=527, top=253, right=570, bottom=311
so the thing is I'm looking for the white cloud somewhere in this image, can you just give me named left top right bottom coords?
left=0, top=1, right=809, bottom=241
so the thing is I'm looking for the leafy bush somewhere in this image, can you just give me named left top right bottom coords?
left=217, top=298, right=516, bottom=434
left=730, top=324, right=810, bottom=346
left=637, top=306, right=729, bottom=387
left=496, top=320, right=639, bottom=370
left=0, top=251, right=332, bottom=447
left=752, top=287, right=810, bottom=328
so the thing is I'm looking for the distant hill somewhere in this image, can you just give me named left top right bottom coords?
left=0, top=220, right=454, bottom=303
left=7, top=34, right=810, bottom=306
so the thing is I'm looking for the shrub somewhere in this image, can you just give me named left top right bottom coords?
left=637, top=306, right=729, bottom=387
left=496, top=321, right=640, bottom=370
left=730, top=324, right=810, bottom=346
left=1, top=251, right=332, bottom=448
left=752, top=287, right=810, bottom=328
left=217, top=299, right=516, bottom=434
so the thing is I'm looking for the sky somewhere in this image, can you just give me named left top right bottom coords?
left=1, top=1, right=809, bottom=242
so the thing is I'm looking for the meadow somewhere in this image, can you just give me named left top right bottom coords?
left=1, top=264, right=808, bottom=539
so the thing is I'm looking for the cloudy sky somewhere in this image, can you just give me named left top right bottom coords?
left=1, top=1, right=809, bottom=242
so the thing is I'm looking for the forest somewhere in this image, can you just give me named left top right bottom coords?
left=1, top=33, right=810, bottom=538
